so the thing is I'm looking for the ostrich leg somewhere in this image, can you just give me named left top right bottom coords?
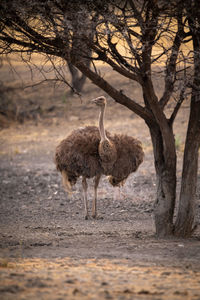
left=92, top=174, right=101, bottom=219
left=82, top=177, right=89, bottom=220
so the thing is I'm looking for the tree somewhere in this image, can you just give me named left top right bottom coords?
left=174, top=0, right=200, bottom=236
left=0, top=0, right=199, bottom=237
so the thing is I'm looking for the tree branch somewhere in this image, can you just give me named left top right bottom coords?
left=94, top=47, right=142, bottom=83
left=73, top=60, right=154, bottom=124
left=159, top=13, right=185, bottom=109
left=168, top=88, right=185, bottom=127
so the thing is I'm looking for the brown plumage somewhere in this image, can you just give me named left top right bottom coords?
left=55, top=96, right=144, bottom=219
left=98, top=138, right=117, bottom=174
left=108, top=133, right=144, bottom=186
left=55, top=126, right=103, bottom=183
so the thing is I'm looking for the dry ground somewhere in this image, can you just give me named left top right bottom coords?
left=0, top=61, right=200, bottom=299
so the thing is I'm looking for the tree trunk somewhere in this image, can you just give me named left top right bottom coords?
left=174, top=12, right=200, bottom=237
left=174, top=95, right=200, bottom=237
left=149, top=124, right=177, bottom=237
left=67, top=62, right=88, bottom=93
left=142, top=75, right=177, bottom=237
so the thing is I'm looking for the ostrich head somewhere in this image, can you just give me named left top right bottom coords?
left=91, top=96, right=107, bottom=107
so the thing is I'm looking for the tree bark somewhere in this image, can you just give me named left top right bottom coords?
left=149, top=124, right=176, bottom=237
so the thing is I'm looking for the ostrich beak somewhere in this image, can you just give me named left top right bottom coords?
left=91, top=98, right=98, bottom=104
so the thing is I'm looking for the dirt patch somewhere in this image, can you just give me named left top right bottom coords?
left=0, top=63, right=200, bottom=299
left=1, top=258, right=200, bottom=300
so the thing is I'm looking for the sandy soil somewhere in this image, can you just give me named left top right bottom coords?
left=0, top=63, right=200, bottom=299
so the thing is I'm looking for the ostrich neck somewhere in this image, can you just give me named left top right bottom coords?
left=99, top=105, right=107, bottom=141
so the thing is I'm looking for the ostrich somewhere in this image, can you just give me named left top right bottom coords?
left=55, top=96, right=144, bottom=219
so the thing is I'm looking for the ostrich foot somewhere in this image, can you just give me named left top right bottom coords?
left=92, top=214, right=104, bottom=220
left=92, top=212, right=96, bottom=219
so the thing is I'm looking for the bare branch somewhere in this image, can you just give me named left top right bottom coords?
left=92, top=45, right=141, bottom=82
left=169, top=87, right=186, bottom=126
left=74, top=60, right=154, bottom=124
left=159, top=13, right=186, bottom=108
